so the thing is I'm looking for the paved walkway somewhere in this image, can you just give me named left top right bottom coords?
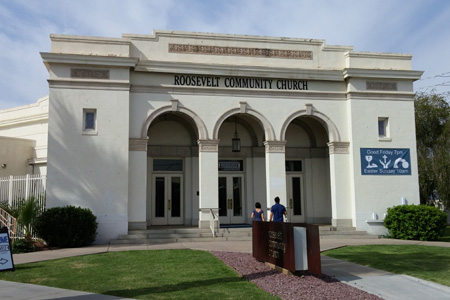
left=2, top=238, right=450, bottom=300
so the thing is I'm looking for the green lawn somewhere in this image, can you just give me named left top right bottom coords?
left=323, top=244, right=450, bottom=287
left=0, top=250, right=279, bottom=300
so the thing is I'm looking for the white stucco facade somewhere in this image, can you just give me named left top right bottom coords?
left=1, top=30, right=423, bottom=243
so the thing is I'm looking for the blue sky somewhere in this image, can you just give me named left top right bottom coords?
left=1, top=0, right=449, bottom=110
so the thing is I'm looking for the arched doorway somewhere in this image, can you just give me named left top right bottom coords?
left=284, top=117, right=332, bottom=224
left=217, top=114, right=266, bottom=225
left=146, top=113, right=199, bottom=226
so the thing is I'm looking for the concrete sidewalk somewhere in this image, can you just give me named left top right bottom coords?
left=2, top=238, right=450, bottom=300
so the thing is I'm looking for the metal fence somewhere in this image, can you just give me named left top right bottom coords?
left=0, top=174, right=46, bottom=209
left=0, top=175, right=46, bottom=239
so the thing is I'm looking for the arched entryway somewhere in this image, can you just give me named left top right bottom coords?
left=146, top=112, right=200, bottom=226
left=284, top=116, right=332, bottom=224
left=216, top=113, right=267, bottom=225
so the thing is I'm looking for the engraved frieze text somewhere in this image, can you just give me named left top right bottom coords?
left=366, top=81, right=397, bottom=91
left=169, top=44, right=313, bottom=60
left=71, top=69, right=110, bottom=79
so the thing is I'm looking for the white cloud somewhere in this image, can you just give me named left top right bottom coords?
left=0, top=0, right=449, bottom=110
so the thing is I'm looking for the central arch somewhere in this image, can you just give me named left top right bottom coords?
left=280, top=108, right=341, bottom=143
left=213, top=103, right=275, bottom=141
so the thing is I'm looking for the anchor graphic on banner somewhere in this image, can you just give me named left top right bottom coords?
left=379, top=155, right=391, bottom=169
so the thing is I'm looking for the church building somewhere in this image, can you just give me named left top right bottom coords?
left=1, top=30, right=423, bottom=243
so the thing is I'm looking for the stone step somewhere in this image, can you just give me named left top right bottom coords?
left=128, top=228, right=211, bottom=235
left=319, top=226, right=356, bottom=232
left=110, top=225, right=378, bottom=245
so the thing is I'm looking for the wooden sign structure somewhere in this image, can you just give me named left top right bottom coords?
left=0, top=227, right=14, bottom=272
left=252, top=221, right=321, bottom=276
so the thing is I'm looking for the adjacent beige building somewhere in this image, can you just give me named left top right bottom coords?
left=0, top=97, right=48, bottom=177
left=1, top=30, right=423, bottom=243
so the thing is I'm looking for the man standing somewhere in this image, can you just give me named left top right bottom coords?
left=269, top=196, right=287, bottom=222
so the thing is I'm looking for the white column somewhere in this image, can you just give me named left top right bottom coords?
left=198, top=139, right=219, bottom=228
left=327, top=141, right=352, bottom=228
left=128, top=138, right=148, bottom=230
left=264, top=141, right=287, bottom=210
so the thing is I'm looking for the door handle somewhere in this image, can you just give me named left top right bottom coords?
left=168, top=199, right=171, bottom=210
left=289, top=199, right=293, bottom=209
left=228, top=199, right=232, bottom=210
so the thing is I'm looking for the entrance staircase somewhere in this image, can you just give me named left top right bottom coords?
left=109, top=225, right=379, bottom=245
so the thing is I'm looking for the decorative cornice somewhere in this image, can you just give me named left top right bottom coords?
left=50, top=34, right=130, bottom=45
left=0, top=112, right=48, bottom=128
left=198, top=139, right=220, bottom=152
left=134, top=60, right=344, bottom=81
left=346, top=91, right=415, bottom=101
left=41, top=52, right=138, bottom=68
left=129, top=138, right=148, bottom=151
left=343, top=68, right=423, bottom=80
left=124, top=30, right=326, bottom=46
left=264, top=141, right=287, bottom=153
left=48, top=79, right=131, bottom=91
left=131, top=84, right=348, bottom=101
left=327, top=141, right=350, bottom=154
left=345, top=52, right=412, bottom=60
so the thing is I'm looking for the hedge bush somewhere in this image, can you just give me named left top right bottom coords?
left=384, top=204, right=447, bottom=241
left=33, top=206, right=98, bottom=247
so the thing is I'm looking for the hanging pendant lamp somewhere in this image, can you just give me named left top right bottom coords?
left=232, top=116, right=241, bottom=152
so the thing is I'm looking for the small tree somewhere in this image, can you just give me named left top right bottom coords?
left=415, top=92, right=450, bottom=208
left=17, top=196, right=43, bottom=240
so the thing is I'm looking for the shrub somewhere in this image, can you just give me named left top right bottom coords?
left=12, top=239, right=37, bottom=254
left=33, top=206, right=98, bottom=248
left=384, top=204, right=447, bottom=241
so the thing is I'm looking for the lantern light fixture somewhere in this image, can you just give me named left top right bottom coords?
left=232, top=116, right=241, bottom=152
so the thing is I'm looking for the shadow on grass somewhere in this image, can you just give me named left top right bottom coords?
left=104, top=276, right=245, bottom=298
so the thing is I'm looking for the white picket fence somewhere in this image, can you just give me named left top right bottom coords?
left=0, top=174, right=46, bottom=209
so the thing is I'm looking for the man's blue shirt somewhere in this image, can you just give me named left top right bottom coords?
left=271, top=203, right=286, bottom=222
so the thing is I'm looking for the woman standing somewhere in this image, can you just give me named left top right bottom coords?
left=251, top=202, right=265, bottom=221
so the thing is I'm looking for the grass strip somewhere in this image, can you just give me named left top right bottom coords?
left=0, top=249, right=279, bottom=300
left=440, top=226, right=450, bottom=242
left=323, top=244, right=450, bottom=287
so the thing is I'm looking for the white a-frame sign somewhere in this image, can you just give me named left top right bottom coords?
left=0, top=227, right=15, bottom=272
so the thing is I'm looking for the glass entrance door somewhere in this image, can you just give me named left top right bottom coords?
left=218, top=175, right=245, bottom=224
left=152, top=175, right=183, bottom=225
left=286, top=174, right=305, bottom=223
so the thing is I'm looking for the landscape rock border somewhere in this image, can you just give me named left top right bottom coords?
left=211, top=251, right=383, bottom=300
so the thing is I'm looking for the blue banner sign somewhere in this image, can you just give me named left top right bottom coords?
left=360, top=148, right=411, bottom=175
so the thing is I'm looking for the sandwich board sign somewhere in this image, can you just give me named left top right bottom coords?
left=0, top=227, right=15, bottom=272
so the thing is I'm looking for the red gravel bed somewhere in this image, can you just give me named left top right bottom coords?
left=211, top=251, right=383, bottom=300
